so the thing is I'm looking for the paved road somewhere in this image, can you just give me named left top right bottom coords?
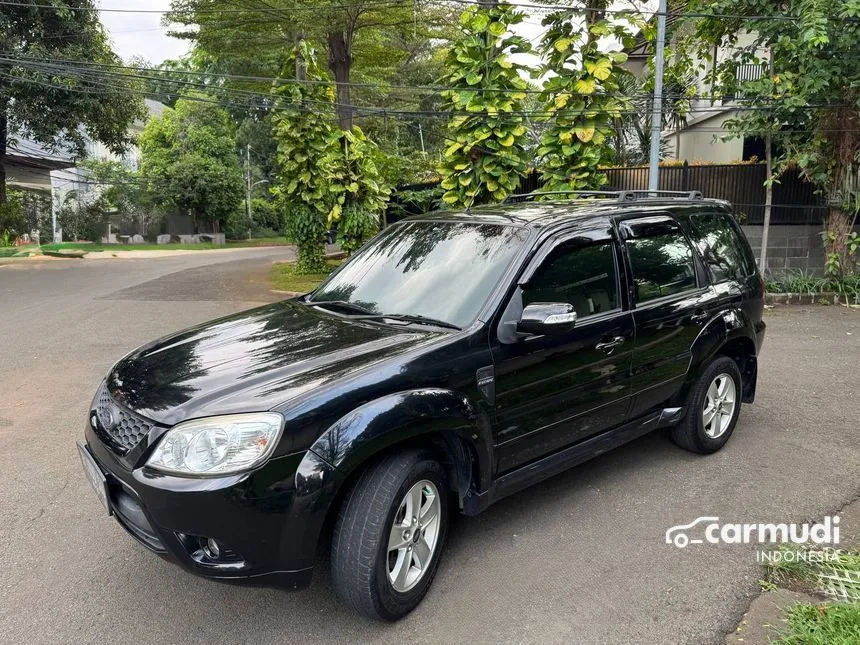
left=1, top=251, right=858, bottom=644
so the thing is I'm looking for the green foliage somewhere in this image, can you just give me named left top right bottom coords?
left=676, top=0, right=860, bottom=273
left=272, top=42, right=391, bottom=266
left=321, top=128, right=391, bottom=253
left=537, top=8, right=641, bottom=193
left=438, top=3, right=533, bottom=207
left=80, top=159, right=163, bottom=236
left=0, top=197, right=25, bottom=240
left=139, top=96, right=244, bottom=231
left=271, top=42, right=337, bottom=273
left=776, top=603, right=860, bottom=645
left=0, top=0, right=145, bottom=204
left=56, top=193, right=110, bottom=242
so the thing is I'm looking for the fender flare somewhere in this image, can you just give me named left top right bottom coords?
left=681, top=307, right=758, bottom=403
left=305, top=388, right=494, bottom=497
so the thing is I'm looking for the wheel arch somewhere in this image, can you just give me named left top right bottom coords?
left=308, top=387, right=492, bottom=511
left=678, top=307, right=759, bottom=406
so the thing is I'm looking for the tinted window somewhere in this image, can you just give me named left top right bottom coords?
left=625, top=220, right=697, bottom=303
left=310, top=221, right=528, bottom=328
left=688, top=211, right=756, bottom=281
left=523, top=242, right=619, bottom=319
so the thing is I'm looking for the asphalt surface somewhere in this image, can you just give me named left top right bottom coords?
left=1, top=250, right=858, bottom=644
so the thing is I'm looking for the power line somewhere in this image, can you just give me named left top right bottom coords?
left=1, top=0, right=858, bottom=23
left=3, top=65, right=857, bottom=126
left=2, top=53, right=853, bottom=109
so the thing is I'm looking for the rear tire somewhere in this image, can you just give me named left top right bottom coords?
left=330, top=451, right=448, bottom=621
left=672, top=356, right=742, bottom=454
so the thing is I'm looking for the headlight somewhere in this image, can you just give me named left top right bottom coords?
left=146, top=413, right=284, bottom=476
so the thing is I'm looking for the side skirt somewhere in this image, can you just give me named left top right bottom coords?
left=462, top=406, right=684, bottom=516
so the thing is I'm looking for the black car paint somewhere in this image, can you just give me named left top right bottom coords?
left=82, top=200, right=765, bottom=589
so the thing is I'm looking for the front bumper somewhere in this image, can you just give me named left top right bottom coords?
left=83, top=422, right=343, bottom=589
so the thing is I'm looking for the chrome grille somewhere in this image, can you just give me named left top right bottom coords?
left=93, top=383, right=154, bottom=453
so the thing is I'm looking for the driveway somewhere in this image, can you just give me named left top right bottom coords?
left=1, top=251, right=858, bottom=644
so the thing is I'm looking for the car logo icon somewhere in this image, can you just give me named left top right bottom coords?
left=665, top=517, right=720, bottom=548
left=96, top=406, right=116, bottom=431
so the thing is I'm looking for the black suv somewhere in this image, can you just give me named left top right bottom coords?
left=78, top=191, right=765, bottom=620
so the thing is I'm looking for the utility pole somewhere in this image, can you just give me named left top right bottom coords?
left=648, top=0, right=667, bottom=192
left=245, top=143, right=252, bottom=240
left=760, top=48, right=775, bottom=271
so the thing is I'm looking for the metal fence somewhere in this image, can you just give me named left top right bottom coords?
left=389, top=162, right=828, bottom=226
left=603, top=162, right=828, bottom=225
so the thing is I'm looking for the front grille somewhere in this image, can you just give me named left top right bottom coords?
left=94, top=383, right=155, bottom=453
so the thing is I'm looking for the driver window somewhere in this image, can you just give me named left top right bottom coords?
left=523, top=242, right=619, bottom=319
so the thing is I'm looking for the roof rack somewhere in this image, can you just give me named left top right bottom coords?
left=503, top=189, right=704, bottom=204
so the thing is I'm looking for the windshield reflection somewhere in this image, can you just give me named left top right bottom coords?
left=308, top=221, right=528, bottom=328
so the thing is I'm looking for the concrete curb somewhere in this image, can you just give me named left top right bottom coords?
left=765, top=292, right=842, bottom=306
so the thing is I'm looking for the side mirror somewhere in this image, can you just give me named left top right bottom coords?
left=517, top=302, right=577, bottom=336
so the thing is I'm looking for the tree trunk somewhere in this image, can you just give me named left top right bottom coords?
left=0, top=103, right=8, bottom=206
left=760, top=131, right=773, bottom=271
left=824, top=205, right=857, bottom=278
left=327, top=31, right=352, bottom=131
left=759, top=49, right=775, bottom=272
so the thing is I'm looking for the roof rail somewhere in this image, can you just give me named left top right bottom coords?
left=617, top=190, right=703, bottom=202
left=504, top=189, right=704, bottom=204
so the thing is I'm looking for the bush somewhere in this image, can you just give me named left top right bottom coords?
left=56, top=197, right=110, bottom=242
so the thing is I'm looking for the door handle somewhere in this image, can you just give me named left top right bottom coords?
left=691, top=310, right=709, bottom=324
left=595, top=336, right=626, bottom=353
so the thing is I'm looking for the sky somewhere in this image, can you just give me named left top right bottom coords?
left=97, top=0, right=655, bottom=68
left=100, top=0, right=190, bottom=65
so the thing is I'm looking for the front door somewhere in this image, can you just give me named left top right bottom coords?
left=490, top=236, right=635, bottom=474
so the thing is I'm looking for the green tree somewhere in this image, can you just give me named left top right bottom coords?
left=438, top=2, right=533, bottom=207
left=168, top=0, right=453, bottom=132
left=80, top=159, right=163, bottom=236
left=271, top=42, right=336, bottom=273
left=321, top=127, right=391, bottom=253
left=537, top=3, right=641, bottom=193
left=139, top=96, right=244, bottom=233
left=272, top=42, right=391, bottom=268
left=0, top=0, right=145, bottom=205
left=676, top=0, right=860, bottom=276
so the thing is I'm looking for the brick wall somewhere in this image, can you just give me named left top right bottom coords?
left=742, top=225, right=827, bottom=273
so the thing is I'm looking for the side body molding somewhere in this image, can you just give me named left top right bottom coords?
left=308, top=388, right=494, bottom=494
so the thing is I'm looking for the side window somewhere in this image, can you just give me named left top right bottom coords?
left=624, top=218, right=698, bottom=303
left=687, top=211, right=756, bottom=281
left=523, top=242, right=619, bottom=319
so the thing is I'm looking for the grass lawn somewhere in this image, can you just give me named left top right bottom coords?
left=38, top=237, right=292, bottom=253
left=777, top=603, right=860, bottom=645
left=764, top=548, right=860, bottom=643
left=271, top=259, right=342, bottom=293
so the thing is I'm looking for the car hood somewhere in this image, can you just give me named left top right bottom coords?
left=106, top=300, right=441, bottom=426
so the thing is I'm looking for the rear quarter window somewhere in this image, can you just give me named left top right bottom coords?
left=686, top=211, right=757, bottom=281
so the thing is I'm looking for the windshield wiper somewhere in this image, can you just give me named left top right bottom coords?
left=304, top=300, right=376, bottom=316
left=381, top=313, right=461, bottom=330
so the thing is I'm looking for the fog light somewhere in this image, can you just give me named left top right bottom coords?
left=203, top=538, right=221, bottom=559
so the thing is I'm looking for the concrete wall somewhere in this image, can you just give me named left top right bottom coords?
left=674, top=110, right=745, bottom=164
left=742, top=225, right=826, bottom=274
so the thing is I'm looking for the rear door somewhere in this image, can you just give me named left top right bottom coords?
left=619, top=214, right=716, bottom=418
left=489, top=230, right=635, bottom=474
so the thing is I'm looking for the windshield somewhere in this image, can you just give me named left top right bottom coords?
left=308, top=220, right=528, bottom=328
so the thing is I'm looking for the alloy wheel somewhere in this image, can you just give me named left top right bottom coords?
left=387, top=480, right=441, bottom=593
left=702, top=373, right=737, bottom=438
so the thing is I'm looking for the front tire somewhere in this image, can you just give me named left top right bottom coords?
left=671, top=356, right=742, bottom=454
left=330, top=451, right=449, bottom=621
